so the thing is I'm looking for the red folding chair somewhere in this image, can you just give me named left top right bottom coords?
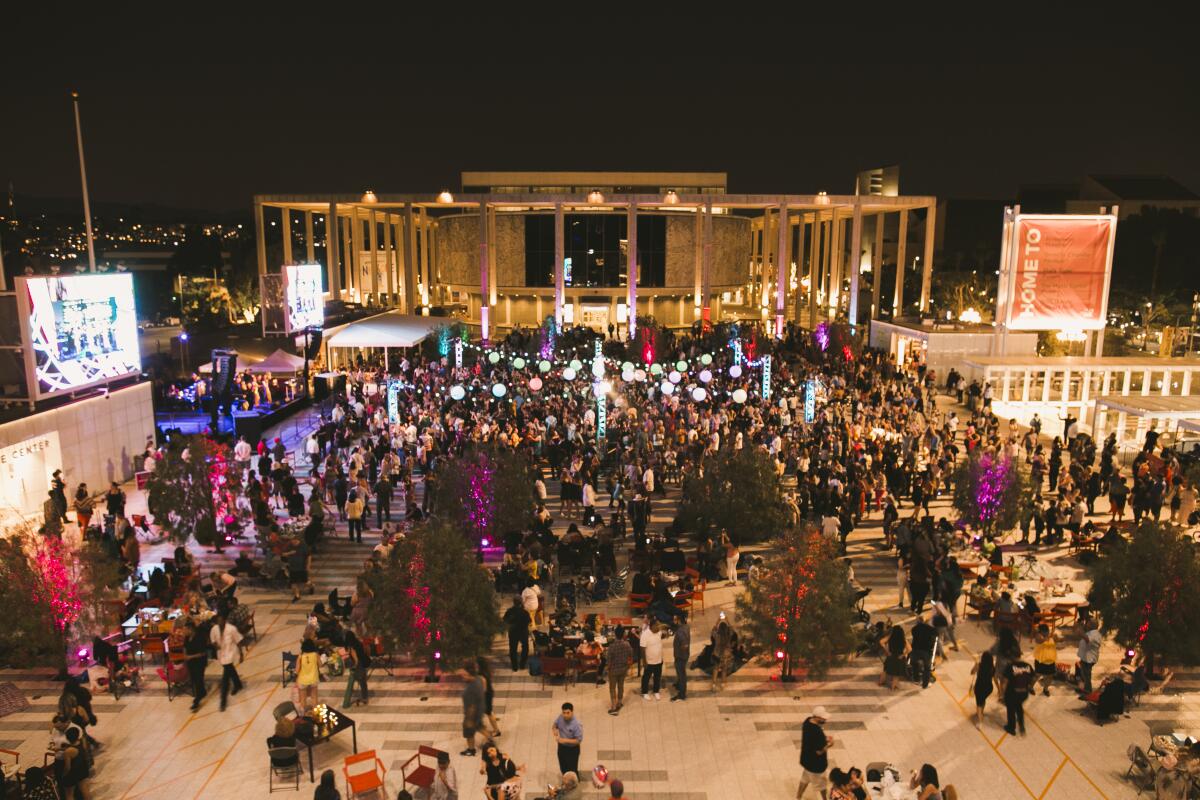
left=343, top=750, right=386, bottom=799
left=399, top=745, right=445, bottom=792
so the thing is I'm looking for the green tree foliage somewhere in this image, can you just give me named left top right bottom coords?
left=1088, top=521, right=1200, bottom=668
left=146, top=435, right=233, bottom=546
left=735, top=526, right=857, bottom=679
left=366, top=521, right=501, bottom=670
left=950, top=452, right=1032, bottom=537
left=681, top=446, right=789, bottom=544
left=432, top=445, right=536, bottom=546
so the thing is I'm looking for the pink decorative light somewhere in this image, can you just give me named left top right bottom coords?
left=814, top=322, right=830, bottom=352
left=34, top=538, right=81, bottom=633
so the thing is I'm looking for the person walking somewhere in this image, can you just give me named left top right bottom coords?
left=639, top=619, right=665, bottom=700
left=1076, top=619, right=1101, bottom=694
left=345, top=490, right=365, bottom=543
left=179, top=619, right=208, bottom=712
left=341, top=630, right=370, bottom=708
left=209, top=611, right=244, bottom=711
left=460, top=660, right=485, bottom=756
left=797, top=707, right=833, bottom=800
left=551, top=702, right=582, bottom=779
left=670, top=610, right=691, bottom=701
left=605, top=626, right=633, bottom=715
left=373, top=474, right=391, bottom=528
left=970, top=651, right=995, bottom=727
left=503, top=597, right=531, bottom=671
left=721, top=530, right=740, bottom=585
left=73, top=484, right=95, bottom=536
left=296, top=639, right=321, bottom=711
left=1002, top=655, right=1034, bottom=735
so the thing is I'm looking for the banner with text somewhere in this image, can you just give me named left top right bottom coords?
left=1006, top=216, right=1115, bottom=331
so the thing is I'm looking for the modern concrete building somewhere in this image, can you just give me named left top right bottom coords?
left=253, top=172, right=937, bottom=339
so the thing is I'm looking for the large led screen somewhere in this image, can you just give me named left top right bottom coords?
left=284, top=263, right=324, bottom=333
left=19, top=274, right=142, bottom=399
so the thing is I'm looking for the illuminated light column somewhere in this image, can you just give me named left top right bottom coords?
left=404, top=204, right=418, bottom=312
left=554, top=202, right=565, bottom=327
left=478, top=200, right=490, bottom=341
left=775, top=204, right=789, bottom=337
left=326, top=202, right=340, bottom=298
left=369, top=209, right=380, bottom=305
left=920, top=202, right=936, bottom=313
left=870, top=212, right=883, bottom=320
left=847, top=201, right=864, bottom=329
left=894, top=209, right=909, bottom=317
left=627, top=202, right=637, bottom=340
left=280, top=207, right=293, bottom=264
left=804, top=379, right=816, bottom=423
left=761, top=354, right=772, bottom=401
left=454, top=339, right=463, bottom=369
left=487, top=206, right=497, bottom=309
left=595, top=384, right=607, bottom=440
left=305, top=210, right=315, bottom=264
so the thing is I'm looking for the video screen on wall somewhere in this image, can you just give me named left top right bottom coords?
left=284, top=263, right=324, bottom=333
left=20, top=274, right=142, bottom=399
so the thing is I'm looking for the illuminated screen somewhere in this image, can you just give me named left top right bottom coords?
left=284, top=263, right=324, bottom=333
left=21, top=274, right=141, bottom=398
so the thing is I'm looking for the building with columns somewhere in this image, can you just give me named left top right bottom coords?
left=253, top=172, right=938, bottom=339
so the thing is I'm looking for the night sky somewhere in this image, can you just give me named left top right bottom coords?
left=2, top=12, right=1195, bottom=214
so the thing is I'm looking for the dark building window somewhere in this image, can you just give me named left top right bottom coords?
left=524, top=214, right=664, bottom=288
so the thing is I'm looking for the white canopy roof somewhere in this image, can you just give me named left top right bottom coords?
left=246, top=348, right=306, bottom=374
left=198, top=351, right=261, bottom=374
left=326, top=311, right=441, bottom=349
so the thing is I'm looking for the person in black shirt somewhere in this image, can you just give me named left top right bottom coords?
left=909, top=615, right=937, bottom=689
left=266, top=717, right=299, bottom=767
left=341, top=630, right=370, bottom=707
left=179, top=619, right=209, bottom=712
left=503, top=597, right=531, bottom=671
left=1002, top=657, right=1034, bottom=735
left=798, top=707, right=832, bottom=799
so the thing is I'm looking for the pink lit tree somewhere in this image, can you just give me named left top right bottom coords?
left=950, top=451, right=1033, bottom=537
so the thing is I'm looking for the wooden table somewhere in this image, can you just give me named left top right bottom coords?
left=295, top=709, right=358, bottom=782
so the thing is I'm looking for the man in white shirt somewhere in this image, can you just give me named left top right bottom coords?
left=639, top=620, right=666, bottom=700
left=234, top=436, right=252, bottom=474
left=210, top=611, right=244, bottom=711
left=642, top=466, right=655, bottom=495
left=306, top=434, right=320, bottom=466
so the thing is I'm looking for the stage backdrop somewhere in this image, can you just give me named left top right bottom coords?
left=1005, top=215, right=1115, bottom=331
left=0, top=381, right=154, bottom=530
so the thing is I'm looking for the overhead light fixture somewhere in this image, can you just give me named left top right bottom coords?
left=664, top=190, right=679, bottom=205
left=361, top=190, right=378, bottom=203
left=436, top=190, right=454, bottom=204
left=816, top=191, right=830, bottom=205
left=587, top=190, right=604, bottom=204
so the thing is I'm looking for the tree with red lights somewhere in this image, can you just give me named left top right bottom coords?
left=366, top=521, right=501, bottom=679
left=735, top=525, right=858, bottom=680
left=1088, top=521, right=1200, bottom=677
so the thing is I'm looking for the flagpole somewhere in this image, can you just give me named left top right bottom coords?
left=71, top=91, right=97, bottom=273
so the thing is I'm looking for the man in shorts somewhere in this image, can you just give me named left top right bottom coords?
left=798, top=706, right=833, bottom=799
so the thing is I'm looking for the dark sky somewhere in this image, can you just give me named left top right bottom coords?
left=2, top=11, right=1195, bottom=213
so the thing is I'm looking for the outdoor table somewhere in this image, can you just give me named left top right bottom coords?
left=865, top=781, right=918, bottom=799
left=294, top=708, right=357, bottom=782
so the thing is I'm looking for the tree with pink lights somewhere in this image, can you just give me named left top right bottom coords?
left=950, top=451, right=1032, bottom=537
left=432, top=445, right=536, bottom=548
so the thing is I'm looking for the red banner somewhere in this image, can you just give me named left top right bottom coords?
left=1007, top=216, right=1114, bottom=330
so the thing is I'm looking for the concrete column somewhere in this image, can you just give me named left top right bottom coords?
left=420, top=207, right=431, bottom=306
left=326, top=203, right=340, bottom=298
left=369, top=210, right=380, bottom=305
left=823, top=218, right=836, bottom=314
left=383, top=217, right=394, bottom=306
left=254, top=200, right=267, bottom=276
left=554, top=202, right=565, bottom=326
left=775, top=204, right=789, bottom=337
left=794, top=213, right=807, bottom=324
left=760, top=208, right=774, bottom=311
left=693, top=204, right=703, bottom=318
left=920, top=202, right=936, bottom=313
left=702, top=199, right=714, bottom=314
left=808, top=215, right=819, bottom=327
left=280, top=207, right=293, bottom=265
left=404, top=205, right=418, bottom=313
left=1162, top=369, right=1172, bottom=396
left=1022, top=370, right=1031, bottom=402
left=487, top=206, right=498, bottom=307
left=627, top=203, right=637, bottom=339
left=750, top=215, right=761, bottom=303
left=478, top=200, right=490, bottom=340
left=1183, top=370, right=1193, bottom=396
left=1142, top=369, right=1152, bottom=396
left=894, top=209, right=909, bottom=317
left=305, top=211, right=315, bottom=264
left=431, top=219, right=440, bottom=304
left=1122, top=369, right=1132, bottom=396
left=847, top=202, right=864, bottom=328
left=341, top=216, right=352, bottom=295
left=350, top=211, right=363, bottom=300
left=536, top=294, right=543, bottom=321
left=395, top=219, right=406, bottom=307
left=870, top=213, right=884, bottom=319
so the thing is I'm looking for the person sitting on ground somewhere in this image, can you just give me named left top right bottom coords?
left=230, top=550, right=261, bottom=578
left=910, top=763, right=943, bottom=800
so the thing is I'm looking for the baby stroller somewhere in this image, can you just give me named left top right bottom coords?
left=851, top=586, right=872, bottom=623
left=607, top=568, right=628, bottom=599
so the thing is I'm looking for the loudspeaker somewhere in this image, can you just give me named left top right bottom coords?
left=304, top=328, right=323, bottom=360
left=211, top=350, right=238, bottom=399
left=232, top=410, right=263, bottom=441
left=313, top=372, right=345, bottom=402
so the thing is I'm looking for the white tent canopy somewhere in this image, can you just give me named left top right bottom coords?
left=326, top=311, right=442, bottom=349
left=246, top=348, right=306, bottom=374
left=198, top=351, right=261, bottom=374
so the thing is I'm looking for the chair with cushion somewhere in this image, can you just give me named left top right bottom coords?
left=399, top=745, right=445, bottom=792
left=343, top=750, right=386, bottom=799
left=628, top=592, right=651, bottom=613
left=268, top=746, right=301, bottom=792
left=539, top=655, right=574, bottom=689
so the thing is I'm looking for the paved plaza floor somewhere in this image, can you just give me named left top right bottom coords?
left=2, top=398, right=1197, bottom=799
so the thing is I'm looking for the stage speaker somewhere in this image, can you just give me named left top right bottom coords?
left=304, top=328, right=323, bottom=360
left=211, top=349, right=238, bottom=400
left=232, top=410, right=263, bottom=441
left=313, top=371, right=345, bottom=403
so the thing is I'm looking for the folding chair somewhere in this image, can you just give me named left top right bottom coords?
left=268, top=747, right=302, bottom=792
left=628, top=592, right=651, bottom=613
left=273, top=701, right=299, bottom=722
left=399, top=745, right=445, bottom=792
left=157, top=657, right=192, bottom=701
left=539, top=656, right=574, bottom=689
left=343, top=750, right=387, bottom=799
left=281, top=651, right=298, bottom=686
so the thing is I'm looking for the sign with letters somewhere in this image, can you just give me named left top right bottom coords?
left=1003, top=215, right=1115, bottom=331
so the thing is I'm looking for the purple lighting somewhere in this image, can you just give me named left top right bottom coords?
left=465, top=456, right=496, bottom=545
left=973, top=453, right=1011, bottom=525
left=813, top=322, right=830, bottom=352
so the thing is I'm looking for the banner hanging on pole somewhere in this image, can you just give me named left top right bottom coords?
left=1004, top=215, right=1116, bottom=331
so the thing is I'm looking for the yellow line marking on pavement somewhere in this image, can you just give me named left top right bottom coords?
left=1038, top=756, right=1069, bottom=799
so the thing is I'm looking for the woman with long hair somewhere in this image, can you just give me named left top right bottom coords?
left=879, top=625, right=908, bottom=691
left=911, top=764, right=943, bottom=800
left=970, top=650, right=995, bottom=727
left=479, top=741, right=522, bottom=800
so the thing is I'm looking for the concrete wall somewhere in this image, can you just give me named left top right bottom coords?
left=869, top=321, right=1038, bottom=380
left=0, top=381, right=155, bottom=528
left=664, top=214, right=750, bottom=287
